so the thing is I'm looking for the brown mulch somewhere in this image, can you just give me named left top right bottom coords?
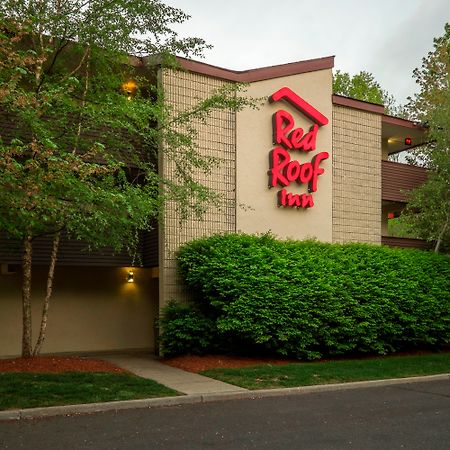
left=3, top=349, right=447, bottom=375
left=161, top=348, right=450, bottom=374
left=161, top=355, right=297, bottom=373
left=0, top=356, right=127, bottom=374
left=0, top=354, right=294, bottom=375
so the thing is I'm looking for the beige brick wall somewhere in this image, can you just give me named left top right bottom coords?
left=332, top=105, right=381, bottom=244
left=159, top=69, right=236, bottom=308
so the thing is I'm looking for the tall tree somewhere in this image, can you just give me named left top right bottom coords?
left=333, top=70, right=399, bottom=115
left=400, top=23, right=450, bottom=253
left=0, top=0, right=252, bottom=356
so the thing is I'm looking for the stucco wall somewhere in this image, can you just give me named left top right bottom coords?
left=236, top=69, right=333, bottom=241
left=332, top=105, right=382, bottom=243
left=0, top=266, right=157, bottom=357
left=159, top=69, right=236, bottom=308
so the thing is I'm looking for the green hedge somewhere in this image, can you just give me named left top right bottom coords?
left=160, top=234, right=450, bottom=359
left=158, top=302, right=219, bottom=357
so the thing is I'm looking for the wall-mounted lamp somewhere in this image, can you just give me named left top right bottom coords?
left=122, top=80, right=137, bottom=100
left=127, top=270, right=134, bottom=283
left=388, top=137, right=413, bottom=146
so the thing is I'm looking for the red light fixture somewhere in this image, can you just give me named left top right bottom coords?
left=405, top=137, right=412, bottom=146
left=387, top=212, right=395, bottom=219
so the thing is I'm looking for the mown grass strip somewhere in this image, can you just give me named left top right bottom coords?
left=200, top=353, right=450, bottom=390
left=0, top=372, right=179, bottom=411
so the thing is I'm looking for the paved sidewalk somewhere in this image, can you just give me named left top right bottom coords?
left=100, top=353, right=247, bottom=395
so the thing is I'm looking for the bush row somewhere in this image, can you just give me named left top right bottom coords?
left=159, top=234, right=450, bottom=359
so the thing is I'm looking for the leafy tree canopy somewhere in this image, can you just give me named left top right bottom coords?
left=0, top=0, right=254, bottom=356
left=333, top=69, right=399, bottom=115
left=0, top=0, right=252, bottom=249
left=400, top=23, right=450, bottom=252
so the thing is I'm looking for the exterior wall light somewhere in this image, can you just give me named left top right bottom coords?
left=122, top=80, right=137, bottom=100
left=127, top=270, right=134, bottom=283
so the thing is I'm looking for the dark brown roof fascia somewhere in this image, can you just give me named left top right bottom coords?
left=333, top=96, right=426, bottom=129
left=382, top=114, right=425, bottom=130
left=175, top=56, right=335, bottom=82
left=332, top=94, right=385, bottom=114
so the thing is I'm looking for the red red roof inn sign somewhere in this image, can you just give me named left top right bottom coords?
left=268, top=87, right=329, bottom=209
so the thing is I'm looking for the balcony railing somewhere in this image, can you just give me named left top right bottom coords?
left=381, top=235, right=430, bottom=250
left=382, top=160, right=427, bottom=203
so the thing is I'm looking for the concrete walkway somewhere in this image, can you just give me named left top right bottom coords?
left=100, top=354, right=247, bottom=395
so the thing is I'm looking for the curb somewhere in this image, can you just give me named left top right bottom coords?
left=0, top=395, right=203, bottom=422
left=1, top=373, right=448, bottom=422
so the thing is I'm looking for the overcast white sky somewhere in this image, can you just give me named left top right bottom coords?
left=165, top=0, right=448, bottom=104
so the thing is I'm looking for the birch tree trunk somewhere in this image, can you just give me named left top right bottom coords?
left=434, top=217, right=448, bottom=253
left=33, top=231, right=61, bottom=356
left=21, top=236, right=33, bottom=358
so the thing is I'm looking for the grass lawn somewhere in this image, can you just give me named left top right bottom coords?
left=0, top=372, right=179, bottom=411
left=200, top=353, right=450, bottom=390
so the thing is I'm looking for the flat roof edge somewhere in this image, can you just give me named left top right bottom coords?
left=332, top=94, right=385, bottom=115
left=332, top=96, right=426, bottom=129
left=156, top=56, right=422, bottom=128
left=382, top=114, right=425, bottom=130
left=174, top=56, right=335, bottom=82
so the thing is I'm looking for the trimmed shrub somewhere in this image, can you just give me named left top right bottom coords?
left=161, top=234, right=450, bottom=359
left=158, top=302, right=218, bottom=357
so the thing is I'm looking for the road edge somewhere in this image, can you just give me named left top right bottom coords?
left=1, top=373, right=449, bottom=422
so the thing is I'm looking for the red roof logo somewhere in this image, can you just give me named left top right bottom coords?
left=268, top=86, right=329, bottom=210
left=269, top=87, right=329, bottom=127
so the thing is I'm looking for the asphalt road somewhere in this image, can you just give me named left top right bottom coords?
left=1, top=379, right=449, bottom=450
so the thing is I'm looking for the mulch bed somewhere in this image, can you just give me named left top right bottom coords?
left=161, top=348, right=450, bottom=373
left=0, top=354, right=293, bottom=375
left=161, top=355, right=296, bottom=373
left=0, top=356, right=127, bottom=374
left=2, top=349, right=447, bottom=375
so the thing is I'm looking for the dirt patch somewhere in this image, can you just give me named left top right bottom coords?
left=162, top=355, right=296, bottom=373
left=0, top=356, right=128, bottom=374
